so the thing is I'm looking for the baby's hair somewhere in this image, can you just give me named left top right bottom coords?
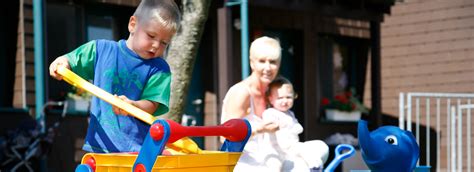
left=133, top=0, right=181, bottom=32
left=249, top=36, right=282, bottom=61
left=266, top=76, right=298, bottom=99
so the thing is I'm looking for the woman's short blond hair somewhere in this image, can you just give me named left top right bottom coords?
left=249, top=36, right=282, bottom=61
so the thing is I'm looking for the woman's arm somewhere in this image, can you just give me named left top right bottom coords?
left=222, top=83, right=279, bottom=135
left=254, top=122, right=279, bottom=135
left=221, top=84, right=250, bottom=122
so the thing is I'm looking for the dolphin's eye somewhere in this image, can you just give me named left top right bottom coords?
left=384, top=135, right=398, bottom=145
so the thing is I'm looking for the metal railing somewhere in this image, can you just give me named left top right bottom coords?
left=457, top=104, right=473, bottom=172
left=399, top=92, right=474, bottom=172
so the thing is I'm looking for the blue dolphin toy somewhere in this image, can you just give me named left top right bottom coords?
left=358, top=120, right=419, bottom=172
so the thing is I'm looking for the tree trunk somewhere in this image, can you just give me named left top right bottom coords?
left=164, top=0, right=211, bottom=122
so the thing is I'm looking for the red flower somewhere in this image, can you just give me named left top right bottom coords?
left=321, top=98, right=331, bottom=106
left=321, top=88, right=368, bottom=113
left=334, top=95, right=344, bottom=101
left=345, top=91, right=352, bottom=97
left=335, top=94, right=348, bottom=103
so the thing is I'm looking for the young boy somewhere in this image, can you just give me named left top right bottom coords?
left=262, top=77, right=329, bottom=171
left=49, top=0, right=181, bottom=153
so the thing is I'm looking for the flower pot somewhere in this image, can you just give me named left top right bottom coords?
left=66, top=98, right=90, bottom=113
left=325, top=109, right=361, bottom=122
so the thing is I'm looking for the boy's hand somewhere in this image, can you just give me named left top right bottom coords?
left=49, top=56, right=71, bottom=80
left=112, top=95, right=135, bottom=116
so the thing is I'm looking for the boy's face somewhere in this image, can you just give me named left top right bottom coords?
left=127, top=16, right=175, bottom=59
left=268, top=84, right=295, bottom=112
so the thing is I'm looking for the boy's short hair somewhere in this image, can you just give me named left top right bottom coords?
left=266, top=76, right=297, bottom=98
left=133, top=0, right=181, bottom=32
left=249, top=36, right=281, bottom=61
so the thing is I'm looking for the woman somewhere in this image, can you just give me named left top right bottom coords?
left=221, top=36, right=328, bottom=171
left=221, top=36, right=283, bottom=171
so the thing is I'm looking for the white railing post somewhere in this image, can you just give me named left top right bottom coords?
left=457, top=101, right=462, bottom=172
left=450, top=106, right=456, bottom=172
left=447, top=99, right=451, bottom=171
left=416, top=98, right=420, bottom=148
left=436, top=98, right=440, bottom=172
left=399, top=93, right=405, bottom=130
left=467, top=102, right=472, bottom=172
left=425, top=98, right=430, bottom=167
left=407, top=93, right=412, bottom=131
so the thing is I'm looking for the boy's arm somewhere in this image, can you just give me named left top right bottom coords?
left=140, top=72, right=171, bottom=116
left=112, top=95, right=158, bottom=116
left=50, top=40, right=96, bottom=80
left=132, top=99, right=159, bottom=115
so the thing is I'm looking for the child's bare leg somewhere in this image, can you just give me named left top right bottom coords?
left=292, top=140, right=329, bottom=169
left=264, top=154, right=283, bottom=171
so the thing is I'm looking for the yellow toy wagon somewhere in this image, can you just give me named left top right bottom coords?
left=56, top=67, right=251, bottom=172
left=75, top=119, right=250, bottom=172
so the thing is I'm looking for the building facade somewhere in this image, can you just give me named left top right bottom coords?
left=2, top=0, right=399, bottom=171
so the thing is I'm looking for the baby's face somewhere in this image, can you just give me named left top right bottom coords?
left=268, top=84, right=295, bottom=112
left=128, top=18, right=175, bottom=59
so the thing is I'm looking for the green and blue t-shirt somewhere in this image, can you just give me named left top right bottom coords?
left=66, top=39, right=171, bottom=153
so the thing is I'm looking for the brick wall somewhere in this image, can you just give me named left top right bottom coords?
left=13, top=0, right=35, bottom=114
left=380, top=0, right=474, bottom=115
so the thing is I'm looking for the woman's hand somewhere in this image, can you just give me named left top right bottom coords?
left=259, top=121, right=280, bottom=133
left=112, top=94, right=135, bottom=116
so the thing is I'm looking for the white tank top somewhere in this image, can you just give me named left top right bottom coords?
left=221, top=84, right=269, bottom=171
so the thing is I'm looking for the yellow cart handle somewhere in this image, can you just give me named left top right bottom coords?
left=57, top=67, right=155, bottom=124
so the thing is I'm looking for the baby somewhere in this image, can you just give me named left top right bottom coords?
left=263, top=76, right=329, bottom=171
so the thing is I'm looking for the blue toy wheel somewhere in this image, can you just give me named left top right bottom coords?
left=75, top=164, right=93, bottom=172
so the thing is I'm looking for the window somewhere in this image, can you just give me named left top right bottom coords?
left=86, top=15, right=116, bottom=41
left=318, top=35, right=370, bottom=108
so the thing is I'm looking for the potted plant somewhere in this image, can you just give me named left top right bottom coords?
left=66, top=86, right=91, bottom=113
left=321, top=88, right=368, bottom=122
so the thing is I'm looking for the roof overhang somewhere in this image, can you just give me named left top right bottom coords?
left=249, top=0, right=397, bottom=22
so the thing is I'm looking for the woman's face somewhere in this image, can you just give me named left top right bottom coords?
left=250, top=55, right=280, bottom=85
